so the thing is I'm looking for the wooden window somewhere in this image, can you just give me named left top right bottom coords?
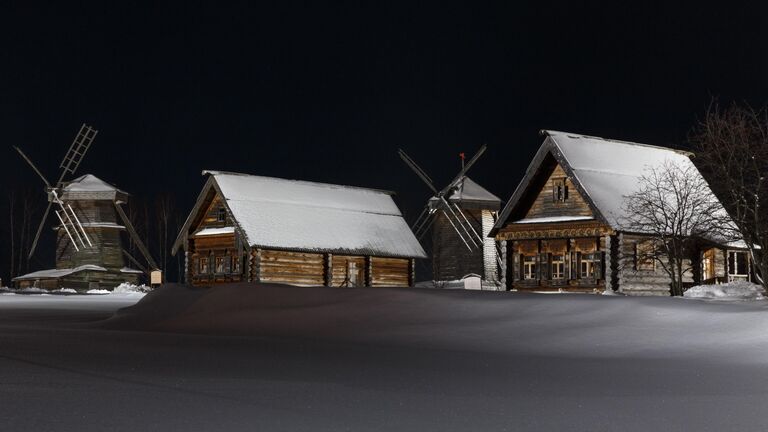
left=216, top=207, right=227, bottom=222
left=552, top=178, right=569, bottom=202
left=232, top=252, right=241, bottom=273
left=198, top=256, right=210, bottom=274
left=701, top=249, right=715, bottom=280
left=580, top=253, right=595, bottom=279
left=523, top=256, right=537, bottom=280
left=635, top=240, right=655, bottom=271
left=215, top=255, right=230, bottom=274
left=551, top=254, right=565, bottom=279
left=727, top=251, right=749, bottom=280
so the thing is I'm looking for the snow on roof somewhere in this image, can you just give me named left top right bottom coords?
left=64, top=174, right=123, bottom=193
left=448, top=177, right=501, bottom=204
left=514, top=215, right=594, bottom=224
left=120, top=267, right=145, bottom=274
left=204, top=171, right=426, bottom=258
left=12, top=265, right=108, bottom=281
left=545, top=130, right=701, bottom=228
left=193, top=227, right=236, bottom=237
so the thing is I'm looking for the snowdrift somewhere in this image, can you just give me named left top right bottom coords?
left=103, top=282, right=768, bottom=362
left=684, top=281, right=765, bottom=300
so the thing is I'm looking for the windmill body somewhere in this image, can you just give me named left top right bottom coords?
left=12, top=124, right=158, bottom=291
left=399, top=147, right=503, bottom=289
left=429, top=177, right=500, bottom=283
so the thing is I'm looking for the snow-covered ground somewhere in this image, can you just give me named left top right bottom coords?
left=684, top=280, right=765, bottom=300
left=1, top=284, right=767, bottom=431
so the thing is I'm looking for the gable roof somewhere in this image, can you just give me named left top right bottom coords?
left=60, top=174, right=128, bottom=201
left=491, top=130, right=702, bottom=235
left=173, top=171, right=426, bottom=259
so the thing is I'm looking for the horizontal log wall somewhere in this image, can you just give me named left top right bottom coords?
left=256, top=249, right=325, bottom=286
left=370, top=257, right=411, bottom=287
left=524, top=164, right=593, bottom=219
left=617, top=233, right=687, bottom=296
left=330, top=255, right=366, bottom=287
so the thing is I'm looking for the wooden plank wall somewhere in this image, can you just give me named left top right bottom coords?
left=56, top=201, right=126, bottom=272
left=370, top=257, right=411, bottom=287
left=330, top=255, right=366, bottom=287
left=432, top=209, right=484, bottom=281
left=256, top=249, right=325, bottom=286
left=524, top=164, right=593, bottom=219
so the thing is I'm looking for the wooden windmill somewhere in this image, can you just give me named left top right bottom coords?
left=12, top=124, right=160, bottom=290
left=399, top=146, right=502, bottom=287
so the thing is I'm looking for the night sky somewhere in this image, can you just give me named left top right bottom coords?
left=2, top=2, right=767, bottom=279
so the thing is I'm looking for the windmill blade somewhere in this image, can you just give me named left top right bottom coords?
left=410, top=206, right=429, bottom=231
left=114, top=202, right=159, bottom=270
left=415, top=211, right=437, bottom=240
left=54, top=210, right=80, bottom=252
left=56, top=124, right=98, bottom=186
left=447, top=200, right=483, bottom=243
left=122, top=249, right=149, bottom=275
left=13, top=146, right=52, bottom=188
left=438, top=196, right=480, bottom=248
left=439, top=144, right=487, bottom=196
left=440, top=209, right=474, bottom=252
left=398, top=149, right=439, bottom=194
left=27, top=201, right=53, bottom=259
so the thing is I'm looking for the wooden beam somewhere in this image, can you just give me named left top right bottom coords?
left=114, top=202, right=159, bottom=270
left=122, top=249, right=149, bottom=274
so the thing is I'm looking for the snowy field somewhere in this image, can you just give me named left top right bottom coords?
left=1, top=284, right=768, bottom=431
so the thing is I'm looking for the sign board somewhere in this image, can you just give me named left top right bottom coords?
left=463, top=274, right=482, bottom=290
left=150, top=270, right=163, bottom=286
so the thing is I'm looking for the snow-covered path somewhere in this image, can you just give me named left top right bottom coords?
left=1, top=287, right=767, bottom=431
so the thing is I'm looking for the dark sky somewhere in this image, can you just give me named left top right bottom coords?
left=2, top=2, right=768, bottom=276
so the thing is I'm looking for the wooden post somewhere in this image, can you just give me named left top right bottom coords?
left=365, top=256, right=372, bottom=287
left=499, top=240, right=507, bottom=290
left=325, top=253, right=333, bottom=287
left=408, top=258, right=415, bottom=287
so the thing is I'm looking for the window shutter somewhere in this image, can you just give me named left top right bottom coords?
left=574, top=252, right=582, bottom=279
left=564, top=252, right=570, bottom=280
left=564, top=185, right=569, bottom=200
left=513, top=253, right=521, bottom=280
left=594, top=252, right=603, bottom=280
left=539, top=253, right=549, bottom=280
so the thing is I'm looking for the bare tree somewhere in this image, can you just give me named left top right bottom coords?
left=622, top=160, right=735, bottom=296
left=689, top=101, right=768, bottom=288
left=8, top=191, right=15, bottom=281
left=155, top=193, right=174, bottom=277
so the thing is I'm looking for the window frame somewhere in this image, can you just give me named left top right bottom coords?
left=523, top=255, right=537, bottom=280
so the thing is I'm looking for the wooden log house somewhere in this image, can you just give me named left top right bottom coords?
left=490, top=130, right=753, bottom=295
left=172, top=171, right=426, bottom=287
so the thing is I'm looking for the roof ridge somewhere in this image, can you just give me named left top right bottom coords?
left=541, top=129, right=694, bottom=157
left=202, top=170, right=396, bottom=195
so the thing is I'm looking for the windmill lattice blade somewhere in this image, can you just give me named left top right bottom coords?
left=13, top=146, right=52, bottom=188
left=440, top=209, right=474, bottom=252
left=27, top=201, right=53, bottom=259
left=439, top=197, right=480, bottom=248
left=398, top=149, right=439, bottom=194
left=440, top=144, right=487, bottom=196
left=57, top=124, right=98, bottom=186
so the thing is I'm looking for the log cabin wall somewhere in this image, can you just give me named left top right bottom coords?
left=255, top=249, right=325, bottom=286
left=616, top=233, right=689, bottom=296
left=189, top=233, right=242, bottom=286
left=432, top=209, right=484, bottom=281
left=370, top=257, right=411, bottom=287
left=504, top=234, right=608, bottom=293
left=524, top=164, right=592, bottom=219
left=329, top=255, right=366, bottom=287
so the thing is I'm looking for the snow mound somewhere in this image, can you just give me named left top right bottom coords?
left=52, top=288, right=78, bottom=294
left=112, top=283, right=151, bottom=294
left=19, top=287, right=48, bottom=294
left=684, top=281, right=765, bottom=300
left=86, top=289, right=112, bottom=295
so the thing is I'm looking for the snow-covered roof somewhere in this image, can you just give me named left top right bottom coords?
left=175, top=171, right=426, bottom=259
left=120, top=267, right=145, bottom=274
left=514, top=215, right=594, bottom=224
left=12, top=265, right=107, bottom=281
left=193, top=227, right=236, bottom=237
left=492, top=130, right=724, bottom=234
left=445, top=176, right=501, bottom=209
left=60, top=174, right=128, bottom=201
